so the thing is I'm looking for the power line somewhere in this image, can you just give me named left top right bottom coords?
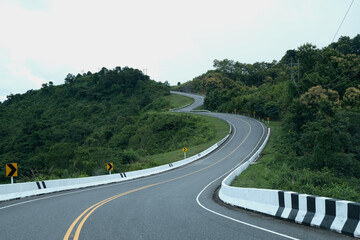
left=288, top=59, right=301, bottom=94
left=282, top=62, right=302, bottom=95
left=331, top=0, right=355, bottom=43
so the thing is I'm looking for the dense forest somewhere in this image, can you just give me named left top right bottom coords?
left=0, top=67, right=215, bottom=183
left=175, top=35, right=360, bottom=201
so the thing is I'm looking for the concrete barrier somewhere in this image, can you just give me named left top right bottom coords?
left=218, top=127, right=360, bottom=238
left=0, top=124, right=232, bottom=202
left=219, top=186, right=279, bottom=216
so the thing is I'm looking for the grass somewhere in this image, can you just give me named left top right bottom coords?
left=124, top=94, right=229, bottom=171
left=192, top=105, right=206, bottom=111
left=231, top=121, right=281, bottom=188
left=146, top=115, right=230, bottom=165
left=164, top=94, right=194, bottom=109
left=230, top=121, right=360, bottom=202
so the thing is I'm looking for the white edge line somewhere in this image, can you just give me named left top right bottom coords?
left=195, top=118, right=300, bottom=240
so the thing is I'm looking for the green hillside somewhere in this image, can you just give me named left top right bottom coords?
left=175, top=35, right=360, bottom=201
left=0, top=67, right=218, bottom=183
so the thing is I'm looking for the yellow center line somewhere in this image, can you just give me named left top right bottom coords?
left=74, top=184, right=156, bottom=239
left=64, top=116, right=252, bottom=240
left=63, top=195, right=124, bottom=239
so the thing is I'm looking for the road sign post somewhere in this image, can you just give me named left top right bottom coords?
left=182, top=147, right=188, bottom=159
left=107, top=163, right=113, bottom=175
left=6, top=163, right=18, bottom=184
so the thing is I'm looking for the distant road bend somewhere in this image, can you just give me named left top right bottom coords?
left=0, top=92, right=349, bottom=239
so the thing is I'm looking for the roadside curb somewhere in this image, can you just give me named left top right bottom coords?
left=0, top=118, right=232, bottom=202
left=169, top=103, right=192, bottom=112
left=218, top=128, right=360, bottom=238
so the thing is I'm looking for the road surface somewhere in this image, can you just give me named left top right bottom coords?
left=0, top=92, right=350, bottom=239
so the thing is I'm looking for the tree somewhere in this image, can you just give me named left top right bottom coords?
left=115, top=66, right=121, bottom=72
left=296, top=43, right=319, bottom=73
left=65, top=73, right=75, bottom=84
left=203, top=73, right=224, bottom=92
left=99, top=67, right=108, bottom=76
left=280, top=49, right=297, bottom=64
left=350, top=34, right=360, bottom=55
left=343, top=86, right=360, bottom=111
left=300, top=86, right=339, bottom=108
left=335, top=36, right=352, bottom=55
left=263, top=101, right=280, bottom=119
left=213, top=59, right=235, bottom=75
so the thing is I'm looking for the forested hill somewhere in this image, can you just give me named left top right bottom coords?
left=176, top=35, right=360, bottom=117
left=0, top=67, right=214, bottom=183
left=175, top=35, right=360, bottom=201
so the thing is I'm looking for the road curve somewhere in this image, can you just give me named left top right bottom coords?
left=0, top=92, right=350, bottom=240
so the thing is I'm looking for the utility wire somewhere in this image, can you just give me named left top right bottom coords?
left=332, top=0, right=355, bottom=43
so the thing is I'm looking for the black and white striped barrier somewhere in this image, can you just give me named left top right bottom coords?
left=276, top=191, right=360, bottom=237
left=36, top=181, right=47, bottom=189
left=219, top=128, right=360, bottom=238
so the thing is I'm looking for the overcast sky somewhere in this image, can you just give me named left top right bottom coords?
left=0, top=0, right=359, bottom=101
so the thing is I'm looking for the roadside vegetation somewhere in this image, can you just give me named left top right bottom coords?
left=145, top=115, right=229, bottom=167
left=175, top=35, right=360, bottom=202
left=0, top=67, right=227, bottom=183
left=232, top=122, right=360, bottom=202
left=164, top=94, right=193, bottom=110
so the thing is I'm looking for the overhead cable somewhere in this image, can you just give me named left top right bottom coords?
left=331, top=0, right=355, bottom=43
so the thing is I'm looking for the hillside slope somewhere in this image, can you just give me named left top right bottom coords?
left=0, top=67, right=216, bottom=183
left=175, top=35, right=360, bottom=201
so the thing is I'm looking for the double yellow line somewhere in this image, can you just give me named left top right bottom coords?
left=63, top=116, right=252, bottom=240
left=63, top=184, right=156, bottom=240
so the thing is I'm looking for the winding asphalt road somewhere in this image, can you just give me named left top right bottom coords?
left=0, top=92, right=350, bottom=239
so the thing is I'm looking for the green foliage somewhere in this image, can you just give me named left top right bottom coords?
left=128, top=113, right=214, bottom=154
left=0, top=67, right=215, bottom=183
left=233, top=122, right=360, bottom=202
left=189, top=35, right=360, bottom=201
left=181, top=35, right=360, bottom=120
left=145, top=115, right=229, bottom=165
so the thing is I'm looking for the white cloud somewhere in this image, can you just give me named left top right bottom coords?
left=7, top=62, right=45, bottom=87
left=0, top=0, right=359, bottom=101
